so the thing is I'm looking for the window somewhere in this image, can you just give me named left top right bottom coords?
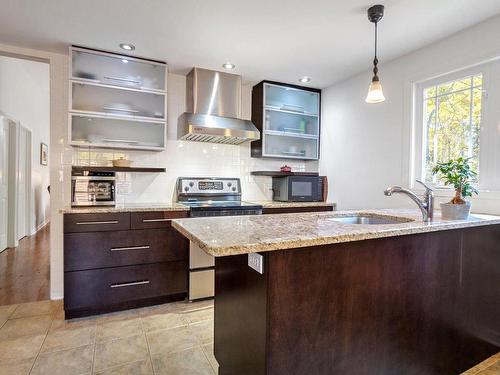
left=412, top=59, right=500, bottom=193
left=422, top=74, right=483, bottom=184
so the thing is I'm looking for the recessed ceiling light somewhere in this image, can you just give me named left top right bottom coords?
left=299, top=76, right=311, bottom=83
left=119, top=43, right=135, bottom=51
left=222, top=62, right=235, bottom=70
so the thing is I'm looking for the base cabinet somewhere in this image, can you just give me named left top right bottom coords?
left=64, top=211, right=189, bottom=318
left=215, top=226, right=500, bottom=375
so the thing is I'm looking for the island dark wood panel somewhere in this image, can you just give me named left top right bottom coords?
left=214, top=226, right=500, bottom=375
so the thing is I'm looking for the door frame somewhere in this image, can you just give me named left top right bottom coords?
left=0, top=115, right=9, bottom=252
left=4, top=116, right=32, bottom=248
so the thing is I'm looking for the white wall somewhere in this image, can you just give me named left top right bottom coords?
left=320, top=15, right=500, bottom=214
left=0, top=55, right=50, bottom=232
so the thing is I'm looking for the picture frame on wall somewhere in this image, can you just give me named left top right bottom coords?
left=40, top=142, right=48, bottom=166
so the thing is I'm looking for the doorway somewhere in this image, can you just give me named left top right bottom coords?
left=0, top=54, right=50, bottom=304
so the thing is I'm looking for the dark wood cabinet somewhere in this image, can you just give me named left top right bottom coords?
left=214, top=226, right=500, bottom=375
left=64, top=212, right=130, bottom=233
left=131, top=211, right=187, bottom=229
left=64, top=228, right=186, bottom=271
left=64, top=210, right=189, bottom=318
left=65, top=261, right=187, bottom=313
left=251, top=81, right=321, bottom=160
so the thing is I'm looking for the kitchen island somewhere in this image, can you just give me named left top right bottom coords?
left=172, top=209, right=500, bottom=375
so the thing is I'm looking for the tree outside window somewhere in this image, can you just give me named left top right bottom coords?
left=422, top=74, right=482, bottom=184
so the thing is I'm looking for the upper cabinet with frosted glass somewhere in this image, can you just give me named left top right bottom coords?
left=69, top=46, right=167, bottom=151
left=251, top=81, right=321, bottom=160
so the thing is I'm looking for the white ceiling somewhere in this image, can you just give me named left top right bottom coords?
left=1, top=0, right=500, bottom=88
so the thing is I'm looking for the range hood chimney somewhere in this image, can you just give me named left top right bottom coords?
left=178, top=67, right=260, bottom=145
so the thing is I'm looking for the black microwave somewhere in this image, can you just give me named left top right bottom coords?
left=272, top=176, right=324, bottom=202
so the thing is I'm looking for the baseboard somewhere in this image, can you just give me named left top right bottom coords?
left=50, top=291, right=63, bottom=300
left=32, top=219, right=50, bottom=235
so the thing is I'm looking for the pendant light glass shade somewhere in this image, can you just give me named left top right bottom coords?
left=365, top=78, right=385, bottom=103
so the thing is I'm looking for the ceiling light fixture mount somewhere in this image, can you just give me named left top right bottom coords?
left=119, top=43, right=135, bottom=51
left=222, top=62, right=235, bottom=69
left=299, top=76, right=311, bottom=83
left=365, top=4, right=386, bottom=104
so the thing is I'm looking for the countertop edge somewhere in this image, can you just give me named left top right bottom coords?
left=60, top=205, right=190, bottom=214
left=171, top=212, right=500, bottom=257
left=59, top=201, right=336, bottom=214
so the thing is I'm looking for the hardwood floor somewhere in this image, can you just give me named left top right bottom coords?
left=0, top=225, right=50, bottom=305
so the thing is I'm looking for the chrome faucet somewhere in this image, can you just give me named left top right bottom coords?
left=384, top=180, right=434, bottom=222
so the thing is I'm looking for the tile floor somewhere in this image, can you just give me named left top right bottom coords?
left=0, top=299, right=217, bottom=375
left=1, top=298, right=497, bottom=375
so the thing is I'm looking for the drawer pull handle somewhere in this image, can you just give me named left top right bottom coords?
left=76, top=220, right=119, bottom=225
left=142, top=218, right=170, bottom=223
left=110, top=245, right=150, bottom=252
left=110, top=280, right=150, bottom=288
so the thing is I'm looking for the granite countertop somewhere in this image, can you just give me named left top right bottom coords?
left=249, top=201, right=336, bottom=209
left=171, top=209, right=500, bottom=257
left=60, top=202, right=190, bottom=214
left=60, top=201, right=335, bottom=214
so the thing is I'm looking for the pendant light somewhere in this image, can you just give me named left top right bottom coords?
left=365, top=4, right=386, bottom=104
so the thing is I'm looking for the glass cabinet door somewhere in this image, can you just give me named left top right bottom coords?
left=264, top=83, right=319, bottom=115
left=261, top=83, right=320, bottom=160
left=72, top=49, right=166, bottom=92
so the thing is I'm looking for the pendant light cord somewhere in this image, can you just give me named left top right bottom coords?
left=373, top=22, right=379, bottom=79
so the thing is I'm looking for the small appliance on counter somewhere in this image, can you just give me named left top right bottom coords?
left=176, top=177, right=263, bottom=301
left=71, top=168, right=116, bottom=207
left=272, top=175, right=327, bottom=202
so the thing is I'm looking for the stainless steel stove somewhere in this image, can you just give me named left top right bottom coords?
left=176, top=177, right=262, bottom=300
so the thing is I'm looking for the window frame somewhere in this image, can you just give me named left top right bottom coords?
left=412, top=63, right=492, bottom=191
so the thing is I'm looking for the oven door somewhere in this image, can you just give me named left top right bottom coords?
left=288, top=176, right=322, bottom=202
left=72, top=177, right=116, bottom=206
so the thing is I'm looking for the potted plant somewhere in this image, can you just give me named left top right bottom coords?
left=432, top=157, right=478, bottom=220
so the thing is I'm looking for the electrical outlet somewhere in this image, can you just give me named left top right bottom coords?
left=248, top=253, right=264, bottom=274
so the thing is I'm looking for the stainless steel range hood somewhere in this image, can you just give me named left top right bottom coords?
left=178, top=67, right=260, bottom=145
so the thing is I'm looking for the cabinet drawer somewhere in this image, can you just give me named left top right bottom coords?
left=64, top=261, right=188, bottom=312
left=64, top=213, right=130, bottom=233
left=131, top=211, right=188, bottom=229
left=64, top=228, right=188, bottom=271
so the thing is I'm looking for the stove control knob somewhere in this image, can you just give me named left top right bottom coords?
left=189, top=182, right=194, bottom=187
left=227, top=182, right=232, bottom=187
left=184, top=186, right=189, bottom=192
left=232, top=187, right=237, bottom=192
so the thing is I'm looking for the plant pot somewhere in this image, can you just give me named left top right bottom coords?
left=440, top=201, right=471, bottom=220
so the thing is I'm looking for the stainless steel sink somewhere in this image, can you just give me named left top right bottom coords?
left=329, top=215, right=414, bottom=225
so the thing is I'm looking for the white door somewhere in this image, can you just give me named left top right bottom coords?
left=0, top=117, right=8, bottom=251
left=16, top=126, right=28, bottom=241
